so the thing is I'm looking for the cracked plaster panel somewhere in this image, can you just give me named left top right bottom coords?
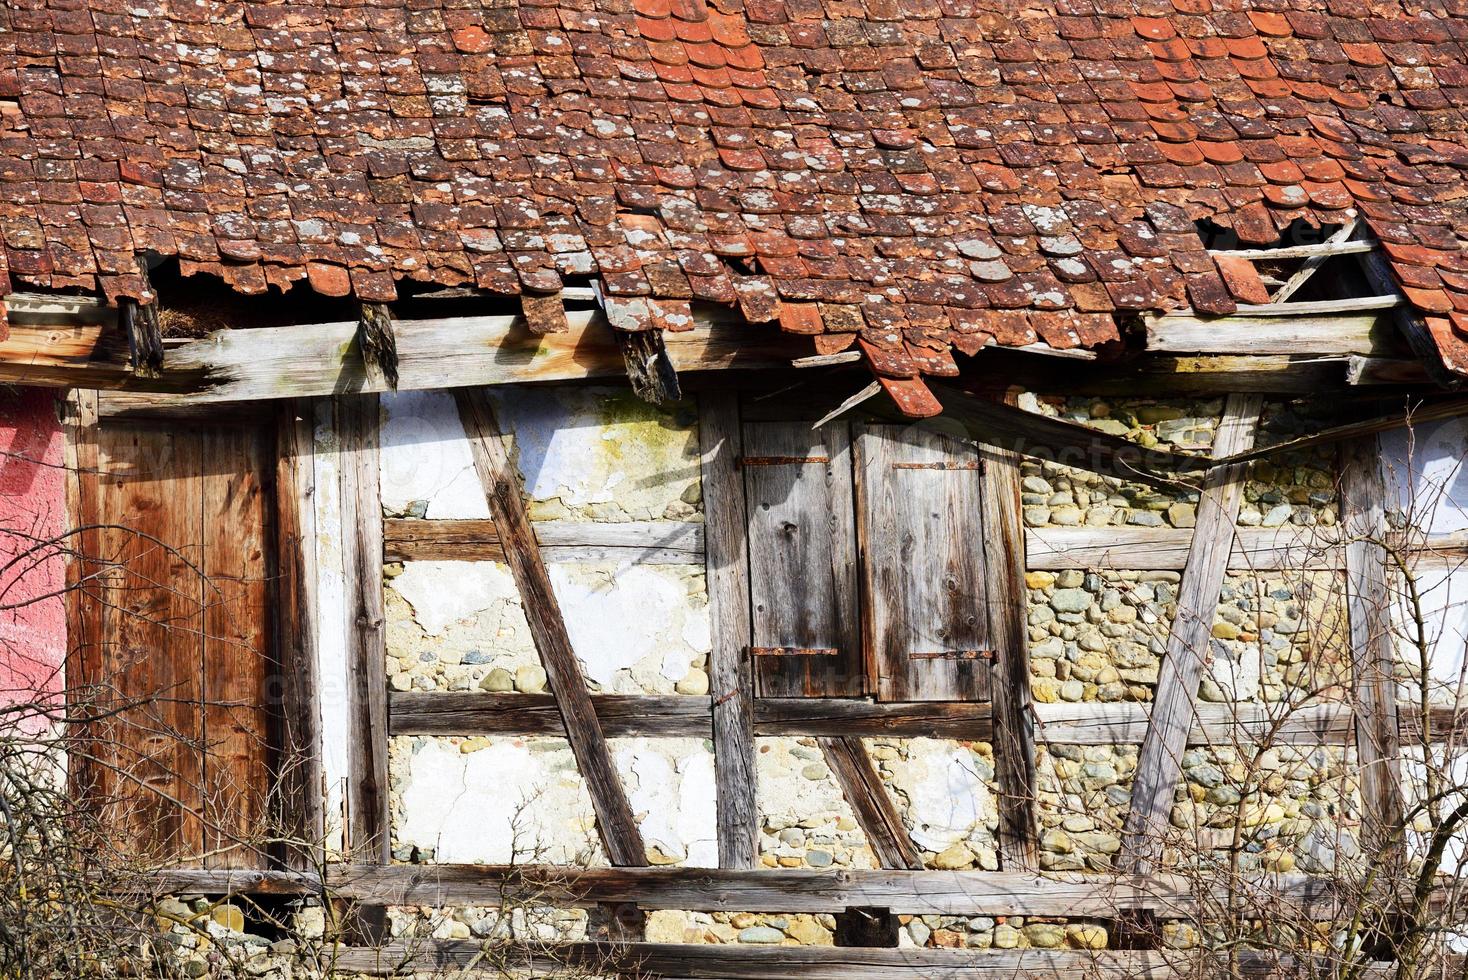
left=380, top=387, right=701, bottom=522
left=1382, top=417, right=1468, bottom=705
left=390, top=737, right=715, bottom=867
left=385, top=559, right=711, bottom=694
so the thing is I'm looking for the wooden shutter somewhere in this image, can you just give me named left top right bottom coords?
left=742, top=420, right=863, bottom=697
left=75, top=415, right=275, bottom=868
left=856, top=424, right=993, bottom=702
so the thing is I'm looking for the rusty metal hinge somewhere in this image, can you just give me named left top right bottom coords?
left=739, top=456, right=830, bottom=468
left=892, top=461, right=980, bottom=471
left=750, top=646, right=840, bottom=657
left=907, top=650, right=995, bottom=661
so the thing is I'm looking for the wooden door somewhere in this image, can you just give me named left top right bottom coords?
left=72, top=414, right=275, bottom=869
left=856, top=424, right=994, bottom=702
left=742, top=419, right=864, bottom=697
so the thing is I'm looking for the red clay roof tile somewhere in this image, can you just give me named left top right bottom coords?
left=0, top=0, right=1462, bottom=394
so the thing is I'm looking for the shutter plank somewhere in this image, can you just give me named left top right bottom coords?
left=95, top=424, right=207, bottom=865
left=743, top=420, right=862, bottom=697
left=858, top=425, right=992, bottom=703
left=200, top=425, right=274, bottom=869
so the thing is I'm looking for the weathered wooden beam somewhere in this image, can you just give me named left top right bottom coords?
left=334, top=393, right=390, bottom=943
left=617, top=328, right=682, bottom=405
left=978, top=389, right=1038, bottom=869
left=1268, top=220, right=1358, bottom=304
left=388, top=692, right=1466, bottom=749
left=273, top=399, right=325, bottom=870
left=818, top=737, right=923, bottom=870
left=1346, top=356, right=1432, bottom=386
left=382, top=518, right=703, bottom=564
left=1356, top=245, right=1463, bottom=389
left=698, top=389, right=758, bottom=870
left=0, top=309, right=803, bottom=399
left=379, top=501, right=1367, bottom=575
left=356, top=302, right=399, bottom=390
left=454, top=388, right=646, bottom=867
left=120, top=262, right=164, bottom=378
left=389, top=693, right=995, bottom=739
left=1144, top=312, right=1394, bottom=356
left=323, top=865, right=1338, bottom=915
left=1035, top=702, right=1356, bottom=746
left=1341, top=436, right=1405, bottom=854
left=331, top=941, right=1388, bottom=978
left=1119, top=393, right=1263, bottom=875
left=1025, top=526, right=1343, bottom=571
left=61, top=389, right=105, bottom=804
left=1209, top=239, right=1378, bottom=261
left=335, top=394, right=391, bottom=869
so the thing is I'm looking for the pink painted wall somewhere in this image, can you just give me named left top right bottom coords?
left=0, top=388, right=67, bottom=718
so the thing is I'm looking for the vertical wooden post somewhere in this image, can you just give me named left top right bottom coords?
left=62, top=389, right=104, bottom=803
left=335, top=394, right=390, bottom=868
left=978, top=389, right=1038, bottom=869
left=697, top=389, right=758, bottom=869
left=1341, top=435, right=1404, bottom=853
left=1119, top=393, right=1262, bottom=874
left=455, top=388, right=646, bottom=867
left=274, top=398, right=325, bottom=870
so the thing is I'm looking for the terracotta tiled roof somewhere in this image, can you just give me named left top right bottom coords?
left=3, top=0, right=1468, bottom=386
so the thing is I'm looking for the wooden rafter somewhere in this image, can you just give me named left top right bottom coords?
left=1208, top=239, right=1378, bottom=261
left=120, top=257, right=164, bottom=378
left=356, top=302, right=399, bottom=390
left=698, top=389, right=758, bottom=869
left=454, top=388, right=646, bottom=867
left=1118, top=393, right=1263, bottom=874
left=818, top=737, right=923, bottom=870
left=615, top=327, right=682, bottom=404
left=1269, top=220, right=1359, bottom=304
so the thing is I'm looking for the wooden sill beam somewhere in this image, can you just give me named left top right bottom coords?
left=330, top=941, right=1399, bottom=977
left=320, top=866, right=1336, bottom=916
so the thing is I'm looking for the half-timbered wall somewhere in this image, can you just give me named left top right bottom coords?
left=262, top=383, right=1446, bottom=950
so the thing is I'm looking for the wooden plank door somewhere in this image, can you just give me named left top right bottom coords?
left=856, top=424, right=993, bottom=702
left=77, top=415, right=275, bottom=869
left=742, top=420, right=864, bottom=697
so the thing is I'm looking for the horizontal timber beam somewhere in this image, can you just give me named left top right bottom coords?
left=320, top=865, right=1336, bottom=916
left=1025, top=526, right=1342, bottom=571
left=383, top=518, right=703, bottom=564
left=330, top=941, right=1397, bottom=977
left=1144, top=312, right=1398, bottom=357
left=381, top=519, right=1467, bottom=576
left=389, top=693, right=994, bottom=739
left=390, top=694, right=1466, bottom=746
left=0, top=308, right=806, bottom=400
